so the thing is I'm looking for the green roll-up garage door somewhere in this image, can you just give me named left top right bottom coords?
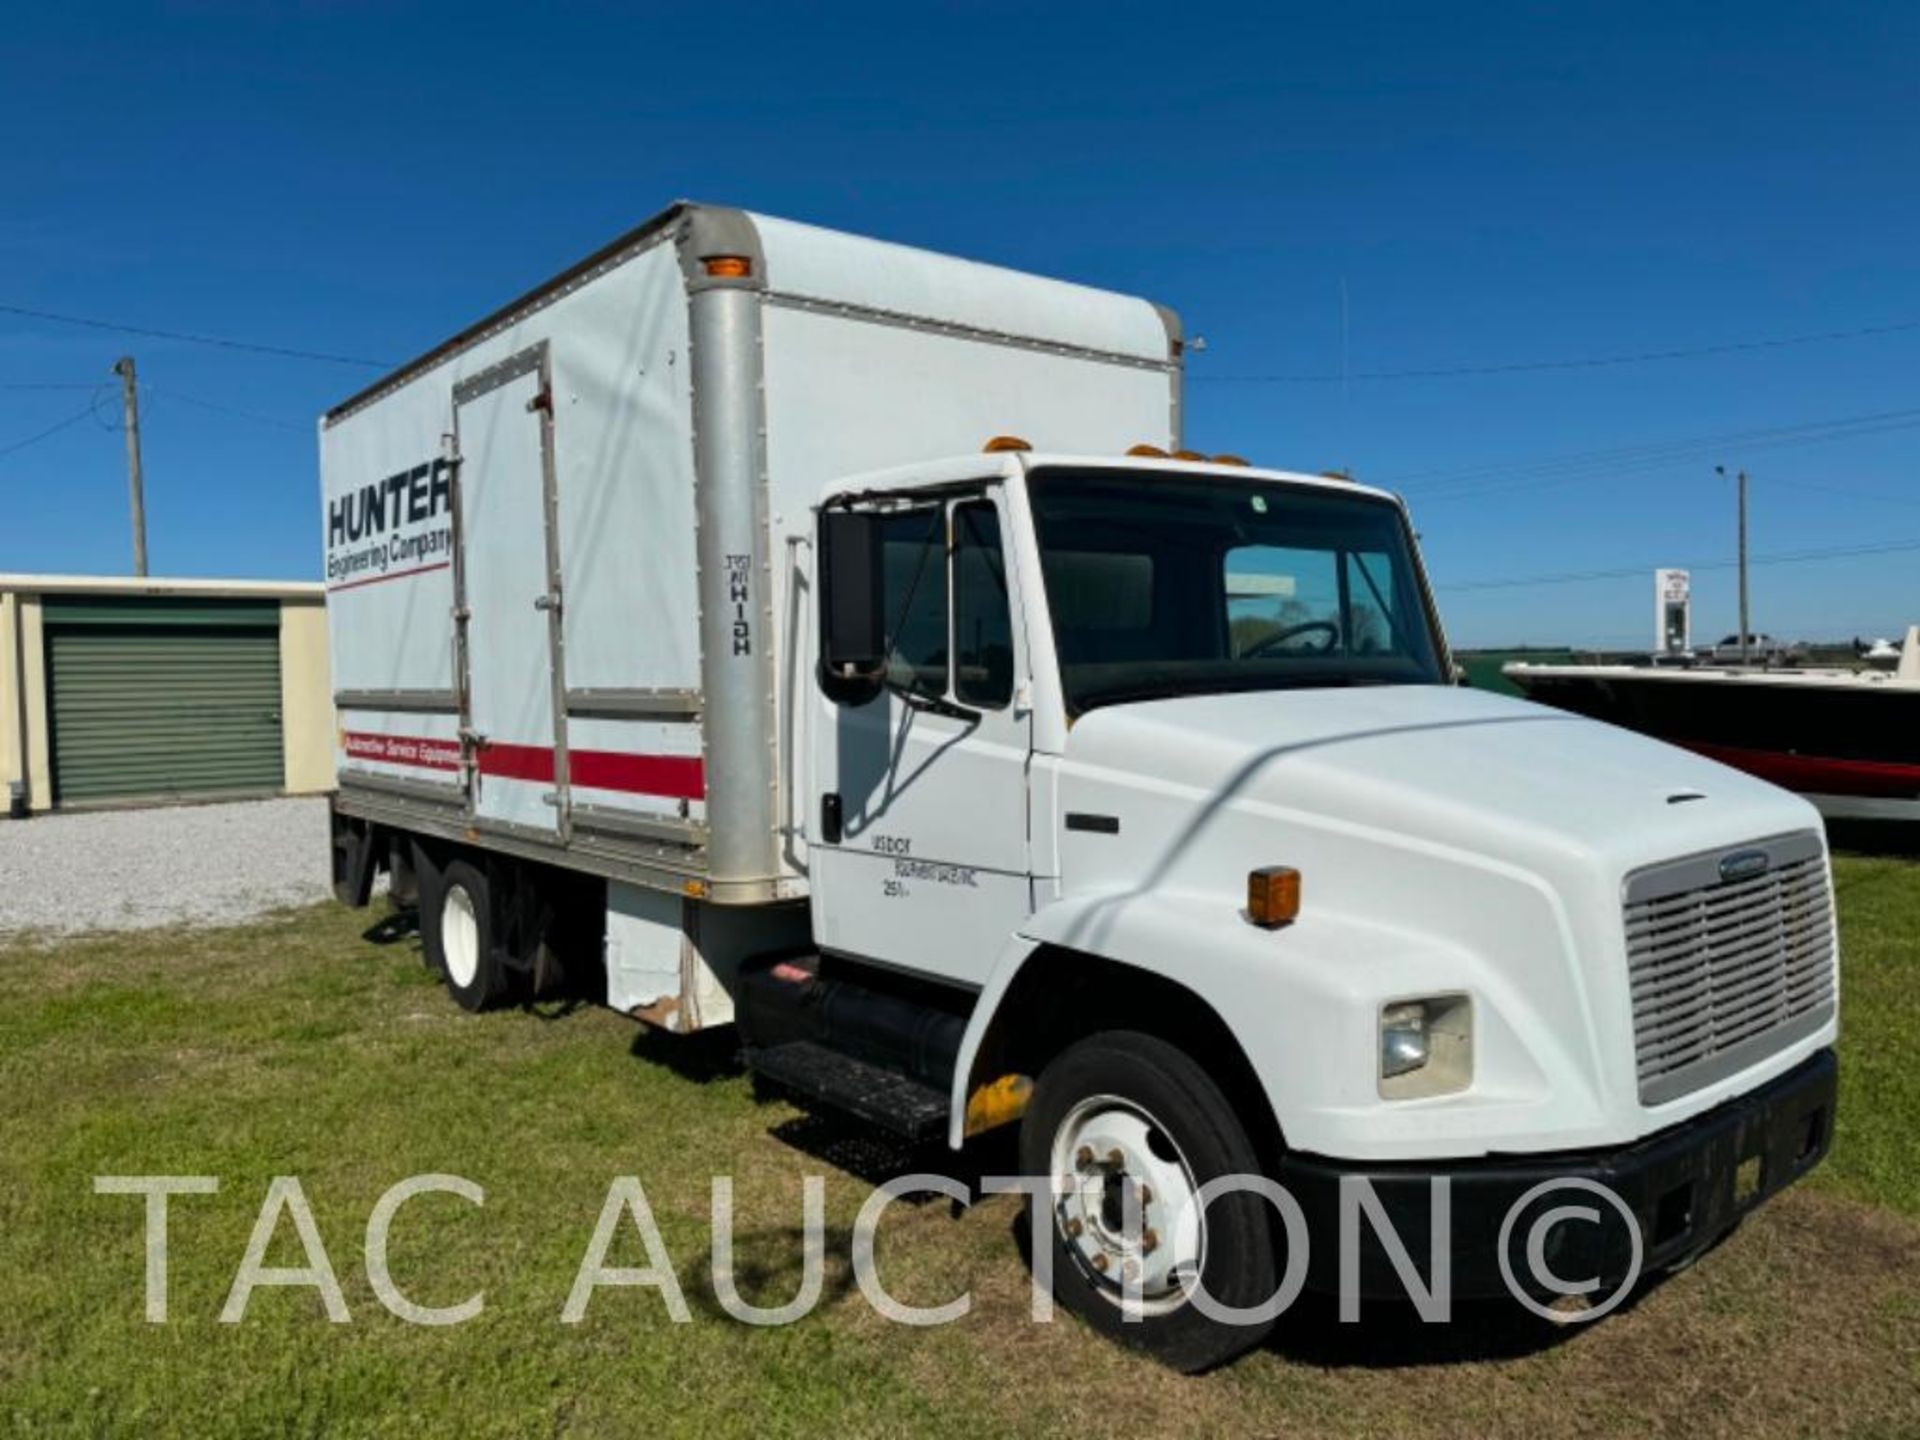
left=45, top=597, right=284, bottom=805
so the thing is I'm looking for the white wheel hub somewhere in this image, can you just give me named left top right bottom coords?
left=1049, top=1095, right=1205, bottom=1314
left=441, top=882, right=481, bottom=989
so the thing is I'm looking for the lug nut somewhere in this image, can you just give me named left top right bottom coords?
left=1122, top=1259, right=1140, bottom=1283
left=1141, top=1228, right=1160, bottom=1256
left=1065, top=1218, right=1083, bottom=1239
left=1138, top=1185, right=1153, bottom=1206
left=1075, top=1145, right=1094, bottom=1170
left=1092, top=1253, right=1109, bottom=1273
left=1107, top=1148, right=1125, bottom=1170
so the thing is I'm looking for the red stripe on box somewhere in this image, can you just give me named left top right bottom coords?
left=343, top=731, right=705, bottom=800
left=476, top=743, right=706, bottom=800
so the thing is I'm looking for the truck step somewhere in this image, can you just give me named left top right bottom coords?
left=746, top=1040, right=951, bottom=1142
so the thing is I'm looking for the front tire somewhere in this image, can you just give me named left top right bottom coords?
left=1019, top=1031, right=1280, bottom=1372
left=419, top=855, right=511, bottom=1012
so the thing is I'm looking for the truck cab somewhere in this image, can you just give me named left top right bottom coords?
left=792, top=445, right=1837, bottom=1367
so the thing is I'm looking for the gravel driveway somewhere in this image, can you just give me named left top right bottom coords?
left=0, top=796, right=333, bottom=937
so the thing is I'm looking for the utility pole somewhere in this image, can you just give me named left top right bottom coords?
left=1717, top=465, right=1750, bottom=664
left=111, top=356, right=148, bottom=577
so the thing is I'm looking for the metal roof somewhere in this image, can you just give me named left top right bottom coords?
left=0, top=574, right=325, bottom=601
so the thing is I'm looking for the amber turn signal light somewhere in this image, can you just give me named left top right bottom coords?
left=1247, top=866, right=1301, bottom=928
left=702, top=255, right=753, bottom=278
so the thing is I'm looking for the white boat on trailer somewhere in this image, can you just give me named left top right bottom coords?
left=1507, top=625, right=1920, bottom=822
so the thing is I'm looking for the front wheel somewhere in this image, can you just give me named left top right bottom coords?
left=1019, top=1030, right=1281, bottom=1372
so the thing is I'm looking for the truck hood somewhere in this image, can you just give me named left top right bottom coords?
left=1057, top=682, right=1819, bottom=881
left=1041, top=683, right=1831, bottom=1161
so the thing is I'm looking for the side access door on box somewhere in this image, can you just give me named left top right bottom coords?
left=451, top=343, right=572, bottom=836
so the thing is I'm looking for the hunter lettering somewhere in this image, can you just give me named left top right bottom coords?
left=326, top=458, right=455, bottom=587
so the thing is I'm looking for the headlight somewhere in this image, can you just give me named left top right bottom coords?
left=1380, top=1002, right=1430, bottom=1077
left=1379, top=994, right=1473, bottom=1100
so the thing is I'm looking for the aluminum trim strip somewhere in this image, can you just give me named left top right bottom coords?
left=333, top=689, right=460, bottom=714
left=564, top=688, right=703, bottom=720
left=764, top=290, right=1177, bottom=374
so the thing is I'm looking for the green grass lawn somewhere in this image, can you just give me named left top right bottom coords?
left=1, top=854, right=1916, bottom=1438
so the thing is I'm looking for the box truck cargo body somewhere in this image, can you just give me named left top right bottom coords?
left=323, top=204, right=1838, bottom=1369
left=324, top=204, right=1177, bottom=897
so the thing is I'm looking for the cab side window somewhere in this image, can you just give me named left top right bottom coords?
left=878, top=507, right=949, bottom=697
left=952, top=501, right=1014, bottom=707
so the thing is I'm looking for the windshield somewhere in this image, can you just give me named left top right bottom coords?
left=1026, top=469, right=1446, bottom=714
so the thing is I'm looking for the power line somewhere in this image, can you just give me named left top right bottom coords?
left=1438, top=537, right=1920, bottom=593
left=1391, top=404, right=1920, bottom=490
left=143, top=385, right=308, bottom=433
left=1391, top=407, right=1920, bottom=505
left=0, top=301, right=390, bottom=369
left=1409, top=418, right=1920, bottom=504
left=0, top=403, right=98, bottom=461
left=1196, top=317, right=1920, bottom=384
left=1755, top=474, right=1920, bottom=509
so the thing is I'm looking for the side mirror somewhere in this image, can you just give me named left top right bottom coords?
left=819, top=510, right=886, bottom=694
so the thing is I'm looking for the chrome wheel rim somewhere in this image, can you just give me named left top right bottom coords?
left=1049, top=1094, right=1205, bottom=1315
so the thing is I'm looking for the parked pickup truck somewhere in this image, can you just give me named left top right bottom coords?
left=322, top=203, right=1838, bottom=1369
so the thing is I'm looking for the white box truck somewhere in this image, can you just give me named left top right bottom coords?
left=322, top=202, right=1837, bottom=1369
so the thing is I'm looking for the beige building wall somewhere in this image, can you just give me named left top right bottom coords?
left=279, top=598, right=336, bottom=795
left=21, top=597, right=51, bottom=813
left=1, top=592, right=19, bottom=802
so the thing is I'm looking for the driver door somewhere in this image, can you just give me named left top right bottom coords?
left=807, top=495, right=1033, bottom=986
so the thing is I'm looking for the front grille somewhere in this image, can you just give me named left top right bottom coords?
left=1625, top=837, right=1837, bottom=1105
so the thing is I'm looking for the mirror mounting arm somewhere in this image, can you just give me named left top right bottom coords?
left=899, top=690, right=983, bottom=725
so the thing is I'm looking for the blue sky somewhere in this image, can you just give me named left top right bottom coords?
left=1, top=1, right=1915, bottom=647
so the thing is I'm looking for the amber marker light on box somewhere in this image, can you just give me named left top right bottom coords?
left=1247, top=866, right=1301, bottom=928
left=702, top=255, right=753, bottom=278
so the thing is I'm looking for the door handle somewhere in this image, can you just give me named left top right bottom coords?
left=820, top=792, right=843, bottom=846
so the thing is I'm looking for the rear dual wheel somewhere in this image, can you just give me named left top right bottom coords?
left=416, top=849, right=513, bottom=1012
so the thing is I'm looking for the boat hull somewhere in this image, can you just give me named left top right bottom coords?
left=1505, top=668, right=1920, bottom=820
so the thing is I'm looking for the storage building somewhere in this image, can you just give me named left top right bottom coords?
left=1, top=575, right=332, bottom=815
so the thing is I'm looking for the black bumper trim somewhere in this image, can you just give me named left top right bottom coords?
left=1276, top=1047, right=1837, bottom=1300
